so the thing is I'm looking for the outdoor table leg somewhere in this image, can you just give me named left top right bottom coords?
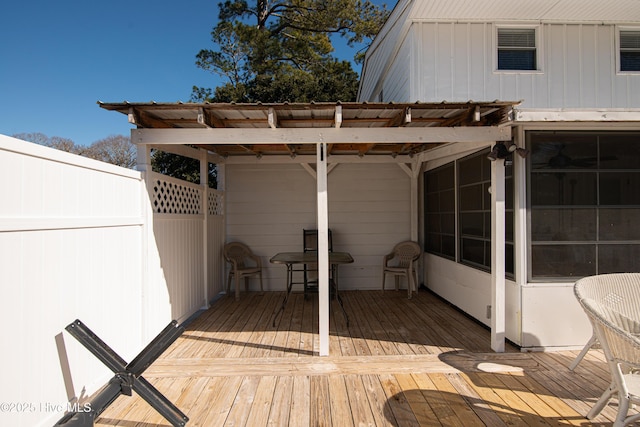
left=331, top=266, right=349, bottom=327
left=272, top=262, right=294, bottom=326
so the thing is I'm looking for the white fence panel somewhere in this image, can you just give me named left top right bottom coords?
left=0, top=136, right=146, bottom=427
left=0, top=136, right=225, bottom=427
left=145, top=171, right=222, bottom=323
left=208, top=190, right=226, bottom=299
left=151, top=215, right=205, bottom=322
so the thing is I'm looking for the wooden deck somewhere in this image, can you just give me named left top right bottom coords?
left=95, top=290, right=638, bottom=426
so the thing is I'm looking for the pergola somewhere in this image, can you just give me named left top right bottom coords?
left=100, top=100, right=516, bottom=355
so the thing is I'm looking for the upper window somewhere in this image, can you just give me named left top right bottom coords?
left=497, top=28, right=537, bottom=71
left=620, top=30, right=640, bottom=72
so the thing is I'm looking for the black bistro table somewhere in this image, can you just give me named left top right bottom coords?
left=270, top=251, right=353, bottom=326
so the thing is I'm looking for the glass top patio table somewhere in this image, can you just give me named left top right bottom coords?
left=269, top=251, right=354, bottom=265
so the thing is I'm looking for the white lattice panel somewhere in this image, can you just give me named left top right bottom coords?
left=208, top=190, right=224, bottom=216
left=151, top=176, right=202, bottom=215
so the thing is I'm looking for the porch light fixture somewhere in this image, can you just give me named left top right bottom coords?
left=488, top=142, right=530, bottom=162
left=514, top=146, right=530, bottom=158
left=506, top=139, right=530, bottom=158
left=487, top=142, right=510, bottom=161
left=505, top=140, right=518, bottom=153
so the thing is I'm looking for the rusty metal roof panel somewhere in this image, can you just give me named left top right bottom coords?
left=99, top=101, right=518, bottom=156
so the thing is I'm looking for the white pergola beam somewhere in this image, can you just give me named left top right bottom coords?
left=132, top=127, right=512, bottom=145
left=300, top=163, right=316, bottom=179
left=268, top=108, right=278, bottom=129
left=128, top=107, right=137, bottom=125
left=224, top=154, right=415, bottom=164
left=197, top=108, right=211, bottom=128
left=515, top=109, right=640, bottom=122
left=404, top=107, right=412, bottom=125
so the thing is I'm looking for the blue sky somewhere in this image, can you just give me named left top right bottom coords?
left=0, top=1, right=392, bottom=146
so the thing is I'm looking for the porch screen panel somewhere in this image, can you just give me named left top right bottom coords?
left=424, top=163, right=455, bottom=259
left=458, top=149, right=514, bottom=274
left=528, top=131, right=640, bottom=280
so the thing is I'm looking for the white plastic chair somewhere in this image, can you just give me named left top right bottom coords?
left=223, top=242, right=264, bottom=300
left=382, top=241, right=421, bottom=299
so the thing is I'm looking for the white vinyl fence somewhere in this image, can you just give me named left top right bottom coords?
left=0, top=135, right=223, bottom=427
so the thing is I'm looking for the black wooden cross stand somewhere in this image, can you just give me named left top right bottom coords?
left=54, top=319, right=189, bottom=427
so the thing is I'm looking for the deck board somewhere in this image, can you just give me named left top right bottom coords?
left=267, top=376, right=294, bottom=426
left=344, top=374, right=378, bottom=426
left=93, top=289, right=639, bottom=426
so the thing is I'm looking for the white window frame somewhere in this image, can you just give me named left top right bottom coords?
left=494, top=25, right=543, bottom=74
left=617, top=26, right=640, bottom=74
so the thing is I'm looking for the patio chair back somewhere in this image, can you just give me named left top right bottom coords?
left=574, top=273, right=640, bottom=320
left=574, top=273, right=640, bottom=426
left=570, top=273, right=640, bottom=370
left=302, top=229, right=333, bottom=298
left=303, top=229, right=333, bottom=253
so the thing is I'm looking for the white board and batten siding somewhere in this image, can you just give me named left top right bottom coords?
left=359, top=0, right=414, bottom=102
left=361, top=0, right=640, bottom=107
left=410, top=22, right=640, bottom=109
left=225, top=162, right=412, bottom=292
left=425, top=254, right=522, bottom=345
left=359, top=0, right=640, bottom=350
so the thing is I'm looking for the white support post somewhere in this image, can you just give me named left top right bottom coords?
left=410, top=161, right=420, bottom=242
left=201, top=149, right=210, bottom=309
left=218, top=162, right=227, bottom=293
left=410, top=162, right=421, bottom=292
left=317, top=142, right=330, bottom=356
left=135, top=141, right=152, bottom=342
left=136, top=144, right=151, bottom=173
left=397, top=162, right=420, bottom=241
left=491, top=157, right=506, bottom=352
left=513, top=127, right=528, bottom=287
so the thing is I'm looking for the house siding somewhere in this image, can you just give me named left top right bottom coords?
left=358, top=0, right=414, bottom=101
left=425, top=254, right=522, bottom=343
left=359, top=2, right=640, bottom=348
left=410, top=21, right=639, bottom=109
left=382, top=38, right=412, bottom=102
left=225, top=162, right=411, bottom=291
